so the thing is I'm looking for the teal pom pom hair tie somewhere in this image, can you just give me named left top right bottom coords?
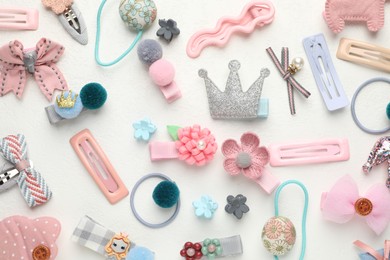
left=153, top=180, right=180, bottom=208
left=44, top=82, right=107, bottom=124
left=130, top=173, right=181, bottom=228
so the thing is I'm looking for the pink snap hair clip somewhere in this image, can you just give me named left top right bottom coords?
left=324, top=0, right=386, bottom=33
left=186, top=0, right=275, bottom=58
left=150, top=125, right=217, bottom=166
left=0, top=215, right=61, bottom=260
left=321, top=175, right=390, bottom=235
left=222, top=132, right=280, bottom=194
left=0, top=7, right=39, bottom=30
left=0, top=38, right=68, bottom=101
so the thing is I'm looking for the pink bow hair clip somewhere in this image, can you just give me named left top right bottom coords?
left=149, top=125, right=218, bottom=166
left=222, top=132, right=280, bottom=194
left=321, top=175, right=390, bottom=235
left=0, top=38, right=68, bottom=101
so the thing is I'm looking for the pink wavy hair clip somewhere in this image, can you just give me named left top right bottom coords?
left=186, top=0, right=275, bottom=58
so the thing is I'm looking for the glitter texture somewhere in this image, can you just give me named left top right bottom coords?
left=199, top=60, right=270, bottom=119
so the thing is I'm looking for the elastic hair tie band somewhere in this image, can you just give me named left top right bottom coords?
left=351, top=78, right=390, bottom=134
left=130, top=173, right=181, bottom=228
left=94, top=0, right=156, bottom=66
left=262, top=180, right=308, bottom=260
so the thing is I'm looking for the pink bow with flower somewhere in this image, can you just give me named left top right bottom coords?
left=221, top=132, right=280, bottom=194
left=321, top=174, right=390, bottom=235
left=0, top=38, right=68, bottom=101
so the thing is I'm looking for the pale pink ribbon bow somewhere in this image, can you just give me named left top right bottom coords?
left=321, top=174, right=390, bottom=235
left=0, top=38, right=68, bottom=100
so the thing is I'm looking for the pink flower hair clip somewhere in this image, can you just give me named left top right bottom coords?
left=222, top=132, right=280, bottom=194
left=150, top=125, right=218, bottom=166
left=321, top=174, right=390, bottom=235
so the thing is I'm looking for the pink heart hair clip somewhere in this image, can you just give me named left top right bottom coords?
left=186, top=0, right=275, bottom=58
left=0, top=215, right=61, bottom=259
left=321, top=174, right=390, bottom=235
left=221, top=132, right=280, bottom=194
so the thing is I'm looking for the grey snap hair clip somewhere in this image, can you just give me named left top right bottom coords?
left=157, top=19, right=180, bottom=43
left=225, top=194, right=249, bottom=219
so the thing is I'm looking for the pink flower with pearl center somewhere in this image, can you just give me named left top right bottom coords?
left=175, top=125, right=217, bottom=166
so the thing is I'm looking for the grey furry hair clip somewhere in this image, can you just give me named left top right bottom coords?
left=199, top=60, right=270, bottom=120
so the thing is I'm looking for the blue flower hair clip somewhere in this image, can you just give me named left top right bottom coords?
left=193, top=195, right=218, bottom=219
left=133, top=118, right=157, bottom=142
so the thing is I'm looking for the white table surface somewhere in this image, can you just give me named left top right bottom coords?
left=1, top=0, right=390, bottom=259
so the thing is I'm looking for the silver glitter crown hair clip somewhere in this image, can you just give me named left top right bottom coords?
left=199, top=60, right=270, bottom=119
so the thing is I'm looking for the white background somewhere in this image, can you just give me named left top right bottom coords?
left=1, top=0, right=390, bottom=259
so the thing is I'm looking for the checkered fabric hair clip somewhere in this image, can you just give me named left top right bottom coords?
left=72, top=215, right=154, bottom=260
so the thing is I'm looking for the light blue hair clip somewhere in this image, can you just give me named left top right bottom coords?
left=193, top=195, right=218, bottom=219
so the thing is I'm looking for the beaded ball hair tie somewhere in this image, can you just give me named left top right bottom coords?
left=94, top=0, right=157, bottom=66
left=262, top=180, right=309, bottom=259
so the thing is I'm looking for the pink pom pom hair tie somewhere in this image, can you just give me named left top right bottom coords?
left=321, top=175, right=390, bottom=235
left=0, top=38, right=68, bottom=101
left=221, top=132, right=280, bottom=194
left=149, top=125, right=218, bottom=166
left=0, top=215, right=61, bottom=260
left=186, top=0, right=275, bottom=58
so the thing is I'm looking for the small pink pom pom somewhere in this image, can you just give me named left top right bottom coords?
left=149, top=59, right=175, bottom=87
